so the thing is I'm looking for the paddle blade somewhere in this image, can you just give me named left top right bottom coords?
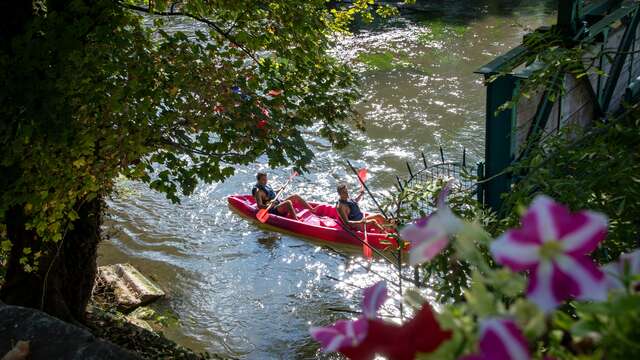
left=358, top=168, right=368, bottom=183
left=256, top=208, right=270, bottom=223
left=293, top=170, right=299, bottom=177
left=363, top=242, right=373, bottom=259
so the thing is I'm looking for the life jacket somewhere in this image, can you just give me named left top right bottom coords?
left=338, top=198, right=364, bottom=221
left=252, top=183, right=276, bottom=200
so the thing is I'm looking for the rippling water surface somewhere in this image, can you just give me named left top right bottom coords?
left=99, top=1, right=556, bottom=358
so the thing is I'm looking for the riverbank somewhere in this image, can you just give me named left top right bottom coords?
left=88, top=264, right=228, bottom=359
left=86, top=306, right=225, bottom=359
left=0, top=264, right=224, bottom=360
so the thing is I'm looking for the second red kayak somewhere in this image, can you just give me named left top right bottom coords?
left=228, top=194, right=399, bottom=251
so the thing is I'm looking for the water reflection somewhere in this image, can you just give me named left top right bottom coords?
left=100, top=2, right=556, bottom=359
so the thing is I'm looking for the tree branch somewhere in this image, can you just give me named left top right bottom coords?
left=116, top=1, right=261, bottom=65
left=159, top=138, right=257, bottom=160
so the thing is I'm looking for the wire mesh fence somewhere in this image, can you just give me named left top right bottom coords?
left=390, top=149, right=480, bottom=219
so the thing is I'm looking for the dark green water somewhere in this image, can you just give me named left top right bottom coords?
left=99, top=1, right=556, bottom=358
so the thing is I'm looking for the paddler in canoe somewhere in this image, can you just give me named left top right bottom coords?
left=253, top=172, right=316, bottom=221
left=335, top=183, right=394, bottom=232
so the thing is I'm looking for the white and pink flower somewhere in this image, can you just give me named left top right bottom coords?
left=401, top=181, right=462, bottom=265
left=309, top=318, right=369, bottom=353
left=602, top=249, right=640, bottom=292
left=309, top=281, right=387, bottom=352
left=490, top=195, right=608, bottom=312
left=462, top=318, right=530, bottom=360
left=361, top=281, right=388, bottom=319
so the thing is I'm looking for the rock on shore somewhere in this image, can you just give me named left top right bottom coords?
left=0, top=301, right=137, bottom=360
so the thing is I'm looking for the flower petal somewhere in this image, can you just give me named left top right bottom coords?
left=555, top=255, right=606, bottom=302
left=409, top=234, right=449, bottom=265
left=527, top=260, right=563, bottom=313
left=335, top=318, right=369, bottom=345
left=403, top=303, right=453, bottom=354
left=623, top=249, right=640, bottom=275
left=310, top=318, right=369, bottom=352
left=400, top=216, right=436, bottom=244
left=620, top=249, right=640, bottom=291
left=490, top=230, right=541, bottom=271
left=602, top=261, right=625, bottom=291
left=561, top=211, right=608, bottom=256
left=401, top=216, right=445, bottom=246
left=523, top=195, right=559, bottom=243
left=362, top=282, right=387, bottom=319
left=310, top=326, right=349, bottom=352
left=340, top=319, right=399, bottom=360
left=400, top=216, right=433, bottom=244
left=437, top=180, right=454, bottom=208
left=432, top=206, right=463, bottom=234
left=479, top=318, right=530, bottom=360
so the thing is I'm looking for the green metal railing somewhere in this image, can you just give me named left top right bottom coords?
left=475, top=0, right=640, bottom=212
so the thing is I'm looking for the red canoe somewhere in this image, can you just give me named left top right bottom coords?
left=227, top=194, right=399, bottom=251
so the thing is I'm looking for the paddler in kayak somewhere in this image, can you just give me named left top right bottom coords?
left=253, top=172, right=316, bottom=221
left=336, top=183, right=390, bottom=231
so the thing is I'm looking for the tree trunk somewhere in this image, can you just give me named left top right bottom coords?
left=0, top=198, right=103, bottom=325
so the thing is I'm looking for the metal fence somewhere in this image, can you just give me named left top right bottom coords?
left=391, top=148, right=480, bottom=218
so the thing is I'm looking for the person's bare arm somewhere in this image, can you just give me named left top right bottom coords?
left=255, top=190, right=268, bottom=209
left=337, top=204, right=350, bottom=224
left=354, top=189, right=365, bottom=202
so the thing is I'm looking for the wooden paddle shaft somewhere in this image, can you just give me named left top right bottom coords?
left=263, top=174, right=295, bottom=213
left=346, top=160, right=388, bottom=219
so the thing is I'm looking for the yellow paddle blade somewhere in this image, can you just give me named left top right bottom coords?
left=256, top=208, right=270, bottom=223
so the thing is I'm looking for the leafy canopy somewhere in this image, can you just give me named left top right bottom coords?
left=0, top=0, right=409, bottom=266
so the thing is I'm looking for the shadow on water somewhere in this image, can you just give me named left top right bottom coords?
left=350, top=0, right=558, bottom=30
left=256, top=234, right=282, bottom=251
left=401, top=0, right=558, bottom=19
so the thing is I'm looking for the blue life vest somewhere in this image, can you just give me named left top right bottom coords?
left=252, top=183, right=276, bottom=200
left=339, top=198, right=364, bottom=221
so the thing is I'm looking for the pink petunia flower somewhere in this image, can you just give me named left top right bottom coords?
left=309, top=318, right=369, bottom=352
left=361, top=281, right=387, bottom=319
left=490, top=195, right=608, bottom=312
left=311, top=281, right=451, bottom=359
left=401, top=180, right=462, bottom=265
left=602, top=249, right=640, bottom=292
left=461, top=318, right=530, bottom=360
left=310, top=282, right=387, bottom=352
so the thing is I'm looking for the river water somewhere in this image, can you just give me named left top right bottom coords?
left=99, top=1, right=556, bottom=359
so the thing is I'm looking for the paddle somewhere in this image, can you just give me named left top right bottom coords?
left=363, top=220, right=372, bottom=259
left=357, top=168, right=368, bottom=191
left=356, top=167, right=373, bottom=259
left=256, top=171, right=298, bottom=223
left=347, top=161, right=388, bottom=219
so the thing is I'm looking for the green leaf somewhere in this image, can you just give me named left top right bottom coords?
left=1, top=240, right=11, bottom=252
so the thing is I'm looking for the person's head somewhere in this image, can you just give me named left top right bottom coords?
left=256, top=172, right=268, bottom=185
left=337, top=183, right=349, bottom=200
